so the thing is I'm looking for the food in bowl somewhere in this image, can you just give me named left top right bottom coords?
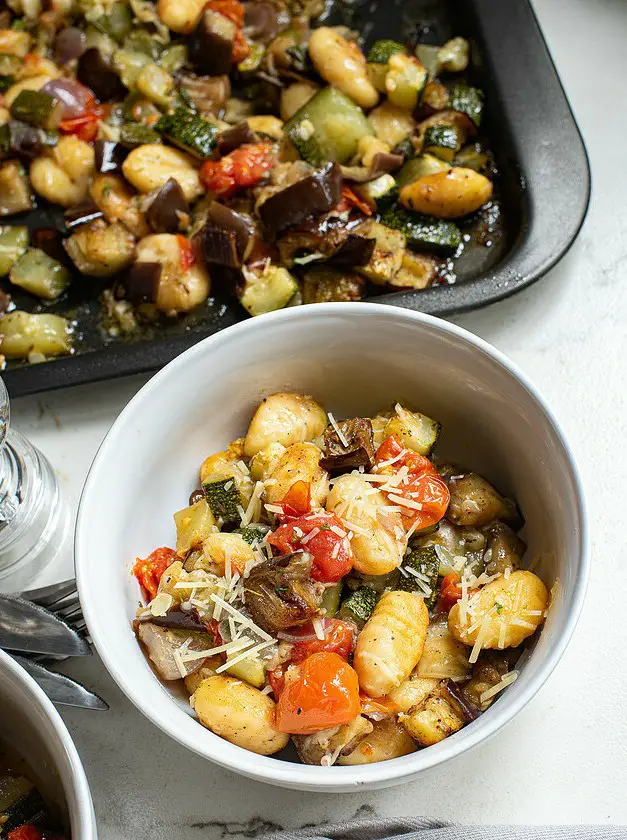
left=0, top=0, right=498, bottom=364
left=132, top=391, right=549, bottom=765
left=0, top=738, right=67, bottom=839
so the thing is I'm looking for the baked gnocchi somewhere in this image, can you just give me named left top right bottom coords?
left=133, top=393, right=549, bottom=765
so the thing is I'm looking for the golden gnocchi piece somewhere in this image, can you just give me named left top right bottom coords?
left=326, top=473, right=404, bottom=576
left=122, top=144, right=202, bottom=202
left=337, top=717, right=416, bottom=765
left=193, top=675, right=289, bottom=755
left=448, top=570, right=549, bottom=650
left=203, top=532, right=255, bottom=574
left=89, top=174, right=149, bottom=238
left=157, top=0, right=207, bottom=33
left=249, top=442, right=287, bottom=482
left=135, top=233, right=210, bottom=314
left=389, top=675, right=440, bottom=713
left=308, top=27, right=378, bottom=109
left=64, top=220, right=135, bottom=276
left=416, top=617, right=471, bottom=681
left=354, top=591, right=428, bottom=697
left=30, top=135, right=95, bottom=207
left=400, top=167, right=493, bottom=220
left=264, top=442, right=329, bottom=508
left=244, top=392, right=327, bottom=457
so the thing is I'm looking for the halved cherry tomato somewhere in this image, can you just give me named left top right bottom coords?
left=199, top=143, right=274, bottom=198
left=204, top=0, right=250, bottom=62
left=375, top=434, right=450, bottom=531
left=278, top=480, right=311, bottom=522
left=290, top=618, right=355, bottom=663
left=275, top=651, right=361, bottom=734
left=58, top=111, right=99, bottom=142
left=8, top=826, right=44, bottom=840
left=436, top=572, right=478, bottom=613
left=268, top=511, right=353, bottom=582
left=268, top=666, right=285, bottom=697
left=133, top=547, right=177, bottom=600
left=177, top=235, right=196, bottom=270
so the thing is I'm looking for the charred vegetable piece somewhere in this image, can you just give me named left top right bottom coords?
left=189, top=9, right=236, bottom=76
left=95, top=139, right=128, bottom=173
left=9, top=248, right=70, bottom=300
left=0, top=120, right=50, bottom=161
left=77, top=48, right=127, bottom=101
left=353, top=174, right=399, bottom=212
left=137, top=623, right=213, bottom=680
left=178, top=72, right=231, bottom=115
left=484, top=521, right=526, bottom=575
left=0, top=75, right=13, bottom=93
left=446, top=473, right=521, bottom=528
left=202, top=476, right=244, bottom=525
left=64, top=200, right=104, bottom=230
left=119, top=122, right=161, bottom=148
left=259, top=163, right=342, bottom=236
left=423, top=125, right=462, bottom=162
left=320, top=417, right=375, bottom=474
left=244, top=1, right=279, bottom=43
left=302, top=266, right=365, bottom=304
left=32, top=227, right=69, bottom=266
left=367, top=40, right=407, bottom=64
left=398, top=545, right=439, bottom=608
left=10, top=89, right=61, bottom=129
left=0, top=225, right=28, bottom=275
left=448, top=83, right=484, bottom=128
left=141, top=605, right=209, bottom=632
left=121, top=261, right=162, bottom=303
left=199, top=201, right=255, bottom=267
left=327, top=234, right=375, bottom=267
left=239, top=265, right=298, bottom=316
left=338, top=585, right=377, bottom=628
left=145, top=178, right=190, bottom=234
left=217, top=120, right=257, bottom=155
left=284, top=87, right=374, bottom=166
left=155, top=107, right=218, bottom=159
left=0, top=160, right=33, bottom=215
left=232, top=525, right=271, bottom=545
left=0, top=775, right=48, bottom=834
left=54, top=26, right=87, bottom=64
left=244, top=552, right=324, bottom=633
left=381, top=206, right=462, bottom=254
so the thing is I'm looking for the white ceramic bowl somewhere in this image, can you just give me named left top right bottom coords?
left=76, top=303, right=588, bottom=792
left=0, top=650, right=97, bottom=837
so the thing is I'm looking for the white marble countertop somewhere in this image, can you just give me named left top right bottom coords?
left=9, top=0, right=627, bottom=834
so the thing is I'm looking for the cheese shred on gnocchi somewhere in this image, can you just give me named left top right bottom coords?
left=132, top=393, right=549, bottom=764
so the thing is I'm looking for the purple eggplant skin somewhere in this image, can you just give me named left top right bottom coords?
left=77, top=48, right=126, bottom=101
left=371, top=151, right=404, bottom=172
left=200, top=201, right=256, bottom=268
left=64, top=200, right=104, bottom=230
left=94, top=139, right=128, bottom=174
left=0, top=120, right=46, bottom=162
left=217, top=120, right=257, bottom=155
left=189, top=9, right=236, bottom=76
left=138, top=606, right=210, bottom=633
left=320, top=417, right=375, bottom=474
left=259, top=163, right=343, bottom=237
left=327, top=234, right=375, bottom=267
left=54, top=26, right=86, bottom=65
left=121, top=261, right=163, bottom=304
left=32, top=228, right=72, bottom=267
left=145, top=178, right=190, bottom=234
left=243, top=1, right=279, bottom=43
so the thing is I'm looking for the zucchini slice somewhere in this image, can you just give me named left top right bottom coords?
left=155, top=107, right=218, bottom=159
left=422, top=125, right=462, bottom=162
left=321, top=581, right=343, bottom=617
left=202, top=477, right=243, bottom=525
left=381, top=206, right=462, bottom=255
left=353, top=174, right=399, bottom=212
left=339, top=586, right=377, bottom=628
left=0, top=225, right=29, bottom=275
left=396, top=154, right=449, bottom=188
left=284, top=86, right=373, bottom=166
left=366, top=40, right=407, bottom=64
left=398, top=545, right=439, bottom=608
left=232, top=525, right=271, bottom=546
left=385, top=54, right=428, bottom=111
left=9, top=248, right=70, bottom=300
left=448, top=84, right=484, bottom=128
left=239, top=265, right=298, bottom=317
left=10, top=89, right=61, bottom=129
left=173, top=497, right=215, bottom=555
left=119, top=122, right=161, bottom=148
left=385, top=404, right=441, bottom=455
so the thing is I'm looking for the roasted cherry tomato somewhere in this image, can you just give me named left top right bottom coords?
left=132, top=547, right=177, bottom=599
left=436, top=572, right=478, bottom=613
left=290, top=618, right=355, bottom=663
left=199, top=143, right=274, bottom=198
left=177, top=235, right=196, bottom=270
left=268, top=511, right=353, bottom=583
left=338, top=184, right=373, bottom=216
left=278, top=480, right=311, bottom=521
left=375, top=434, right=450, bottom=531
left=8, top=826, right=44, bottom=840
left=275, top=651, right=361, bottom=734
left=268, top=666, right=285, bottom=697
left=204, top=0, right=250, bottom=62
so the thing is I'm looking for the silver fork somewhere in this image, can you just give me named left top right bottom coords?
left=20, top=578, right=88, bottom=643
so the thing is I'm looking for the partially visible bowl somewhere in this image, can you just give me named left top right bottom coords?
left=76, top=303, right=588, bottom=792
left=0, top=650, right=97, bottom=838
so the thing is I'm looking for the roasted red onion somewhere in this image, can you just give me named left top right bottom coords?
left=276, top=617, right=334, bottom=643
left=53, top=27, right=86, bottom=65
left=41, top=78, right=94, bottom=119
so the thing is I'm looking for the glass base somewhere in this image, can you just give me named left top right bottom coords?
left=0, top=429, right=72, bottom=593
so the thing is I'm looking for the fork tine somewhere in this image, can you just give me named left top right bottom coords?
left=20, top=579, right=77, bottom=609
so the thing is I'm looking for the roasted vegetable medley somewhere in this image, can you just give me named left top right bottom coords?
left=0, top=0, right=495, bottom=363
left=133, top=393, right=549, bottom=765
left=0, top=741, right=66, bottom=839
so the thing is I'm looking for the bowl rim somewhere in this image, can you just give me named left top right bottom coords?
left=76, top=302, right=589, bottom=790
left=0, top=649, right=96, bottom=836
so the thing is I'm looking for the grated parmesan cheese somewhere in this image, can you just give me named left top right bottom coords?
left=216, top=639, right=275, bottom=673
left=328, top=412, right=349, bottom=448
left=480, top=670, right=518, bottom=704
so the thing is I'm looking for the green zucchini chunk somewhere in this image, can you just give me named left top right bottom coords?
left=0, top=225, right=29, bottom=275
left=232, top=525, right=270, bottom=545
left=9, top=247, right=70, bottom=300
left=202, top=476, right=243, bottom=525
left=339, top=586, right=377, bottom=628
left=155, top=107, right=218, bottom=159
left=398, top=545, right=439, bottom=608
left=448, top=83, right=484, bottom=127
left=382, top=206, right=462, bottom=254
left=366, top=39, right=407, bottom=64
left=353, top=174, right=399, bottom=212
